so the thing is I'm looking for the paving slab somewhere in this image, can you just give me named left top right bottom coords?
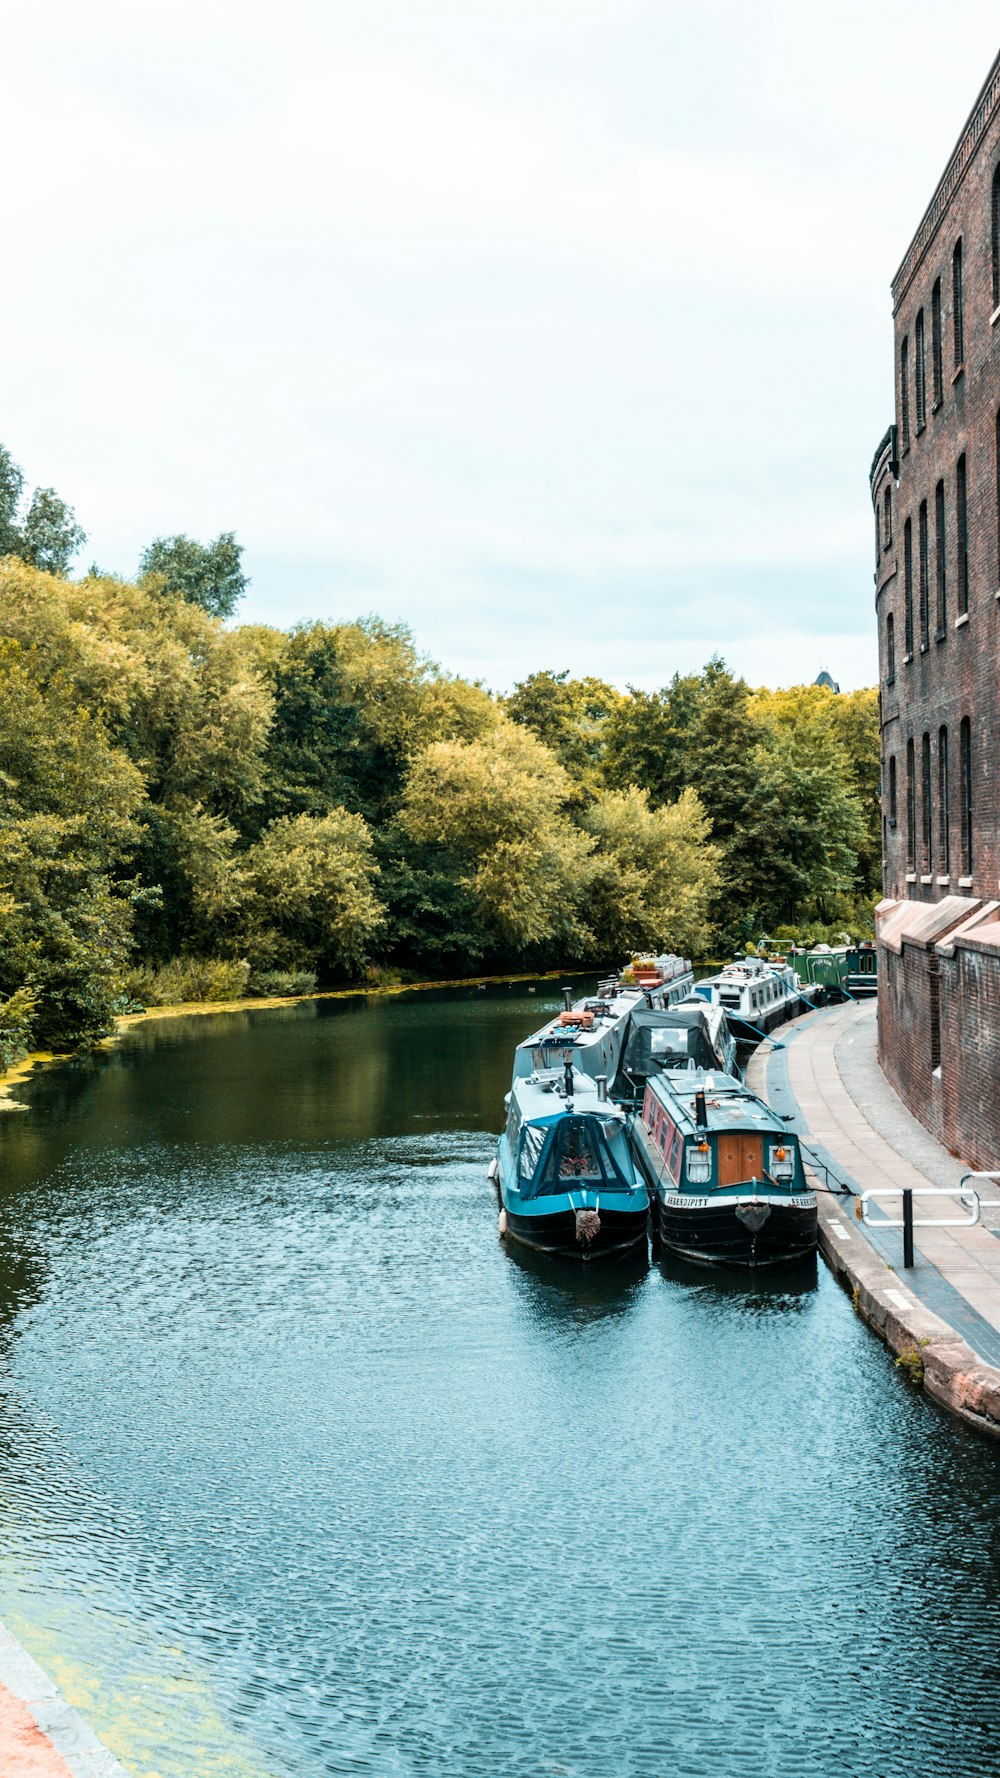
left=0, top=1629, right=129, bottom=1778
left=748, top=999, right=1000, bottom=1437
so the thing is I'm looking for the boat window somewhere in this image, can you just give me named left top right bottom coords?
left=518, top=1124, right=548, bottom=1183
left=686, top=1143, right=712, bottom=1184
left=650, top=1027, right=688, bottom=1056
left=768, top=1144, right=795, bottom=1183
left=505, top=1103, right=521, bottom=1149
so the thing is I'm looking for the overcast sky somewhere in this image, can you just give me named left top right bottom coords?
left=5, top=3, right=998, bottom=692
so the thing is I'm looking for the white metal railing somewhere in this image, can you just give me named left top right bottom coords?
left=858, top=1185, right=981, bottom=1229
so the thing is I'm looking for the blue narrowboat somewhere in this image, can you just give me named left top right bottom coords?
left=630, top=1068, right=817, bottom=1268
left=491, top=1063, right=649, bottom=1260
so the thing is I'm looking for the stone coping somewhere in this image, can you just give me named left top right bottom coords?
left=0, top=1622, right=129, bottom=1776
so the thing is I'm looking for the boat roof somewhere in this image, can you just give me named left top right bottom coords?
left=647, top=1068, right=788, bottom=1137
left=511, top=1068, right=626, bottom=1124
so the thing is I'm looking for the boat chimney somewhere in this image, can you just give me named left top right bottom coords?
left=694, top=1089, right=708, bottom=1128
left=564, top=1059, right=574, bottom=1099
left=562, top=986, right=573, bottom=1011
left=597, top=1075, right=608, bottom=1102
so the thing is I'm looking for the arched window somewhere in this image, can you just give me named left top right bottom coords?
left=883, top=486, right=892, bottom=546
left=921, top=731, right=932, bottom=873
left=900, top=337, right=910, bottom=446
left=953, top=238, right=965, bottom=366
left=918, top=500, right=929, bottom=647
left=960, top=716, right=973, bottom=876
left=956, top=454, right=969, bottom=614
left=886, top=611, right=896, bottom=682
left=931, top=279, right=943, bottom=407
left=915, top=310, right=926, bottom=428
left=903, top=517, right=914, bottom=654
left=888, top=753, right=897, bottom=826
left=935, top=479, right=946, bottom=634
left=993, top=166, right=1000, bottom=312
left=906, top=738, right=916, bottom=870
left=938, top=726, right=949, bottom=874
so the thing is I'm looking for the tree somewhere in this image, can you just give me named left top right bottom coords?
left=240, top=811, right=384, bottom=973
left=0, top=639, right=144, bottom=1048
left=582, top=786, right=720, bottom=957
left=138, top=532, right=248, bottom=619
left=0, top=443, right=86, bottom=572
left=19, top=487, right=86, bottom=573
left=506, top=670, right=622, bottom=788
left=399, top=721, right=596, bottom=957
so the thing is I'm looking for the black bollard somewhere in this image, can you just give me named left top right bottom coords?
left=902, top=1187, right=914, bottom=1269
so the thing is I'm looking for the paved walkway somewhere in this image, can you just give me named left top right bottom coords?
left=0, top=1622, right=128, bottom=1777
left=748, top=999, right=1000, bottom=1370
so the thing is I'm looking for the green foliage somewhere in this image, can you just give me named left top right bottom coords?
left=138, top=532, right=247, bottom=619
left=248, top=968, right=318, bottom=998
left=0, top=444, right=85, bottom=573
left=239, top=811, right=384, bottom=974
left=0, top=525, right=882, bottom=1055
left=0, top=986, right=40, bottom=1069
left=582, top=786, right=720, bottom=957
left=124, top=956, right=251, bottom=1007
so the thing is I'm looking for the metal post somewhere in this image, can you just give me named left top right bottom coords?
left=902, top=1187, right=914, bottom=1269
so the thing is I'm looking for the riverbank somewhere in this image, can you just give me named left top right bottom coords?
left=748, top=1000, right=1000, bottom=1439
left=0, top=967, right=587, bottom=1111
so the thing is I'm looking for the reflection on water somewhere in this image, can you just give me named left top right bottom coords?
left=0, top=984, right=998, bottom=1777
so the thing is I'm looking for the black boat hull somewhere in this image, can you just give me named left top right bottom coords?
left=501, top=1203, right=649, bottom=1261
left=654, top=1193, right=818, bottom=1269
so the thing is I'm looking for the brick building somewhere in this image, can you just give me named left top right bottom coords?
left=872, top=50, right=1000, bottom=1169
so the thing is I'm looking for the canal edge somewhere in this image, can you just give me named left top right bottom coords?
left=0, top=1618, right=130, bottom=1776
left=749, top=1027, right=1000, bottom=1442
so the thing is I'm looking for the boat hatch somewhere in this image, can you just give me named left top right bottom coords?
left=518, top=1116, right=630, bottom=1200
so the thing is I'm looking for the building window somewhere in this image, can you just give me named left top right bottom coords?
left=883, top=486, right=892, bottom=547
left=993, top=166, right=1000, bottom=311
left=906, top=738, right=915, bottom=869
left=934, top=479, right=946, bottom=633
left=888, top=753, right=897, bottom=826
left=953, top=238, right=965, bottom=365
left=921, top=731, right=932, bottom=873
left=915, top=310, right=926, bottom=428
left=918, top=500, right=929, bottom=647
left=938, top=726, right=949, bottom=874
left=903, top=517, right=914, bottom=653
left=886, top=611, right=895, bottom=682
left=931, top=279, right=943, bottom=406
left=900, top=337, right=910, bottom=446
left=957, top=454, right=969, bottom=614
left=960, top=716, right=973, bottom=876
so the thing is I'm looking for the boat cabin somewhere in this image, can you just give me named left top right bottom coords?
left=638, top=1069, right=806, bottom=1195
left=501, top=1074, right=636, bottom=1201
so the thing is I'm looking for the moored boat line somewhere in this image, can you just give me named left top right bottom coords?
left=692, top=956, right=818, bottom=1041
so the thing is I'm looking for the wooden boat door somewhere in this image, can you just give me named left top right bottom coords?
left=717, top=1134, right=764, bottom=1186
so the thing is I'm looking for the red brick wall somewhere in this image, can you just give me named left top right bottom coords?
left=874, top=52, right=1000, bottom=910
left=873, top=53, right=1000, bottom=1168
left=878, top=936, right=1000, bottom=1169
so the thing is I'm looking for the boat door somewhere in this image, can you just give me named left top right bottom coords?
left=717, top=1133, right=763, bottom=1186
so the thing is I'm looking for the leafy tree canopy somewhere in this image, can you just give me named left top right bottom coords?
left=138, top=531, right=248, bottom=619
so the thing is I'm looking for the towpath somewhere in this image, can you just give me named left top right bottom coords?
left=0, top=1622, right=129, bottom=1776
left=748, top=998, right=1000, bottom=1436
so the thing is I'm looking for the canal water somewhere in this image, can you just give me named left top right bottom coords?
left=0, top=984, right=999, bottom=1778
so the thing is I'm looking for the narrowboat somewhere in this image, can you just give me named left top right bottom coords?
left=491, top=1062, right=649, bottom=1260
left=693, top=958, right=816, bottom=1041
left=630, top=1068, right=817, bottom=1268
left=789, top=942, right=878, bottom=1001
left=511, top=954, right=694, bottom=1093
left=612, top=996, right=739, bottom=1104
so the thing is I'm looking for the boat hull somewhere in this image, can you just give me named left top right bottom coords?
left=501, top=1201, right=649, bottom=1261
left=654, top=1192, right=818, bottom=1269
